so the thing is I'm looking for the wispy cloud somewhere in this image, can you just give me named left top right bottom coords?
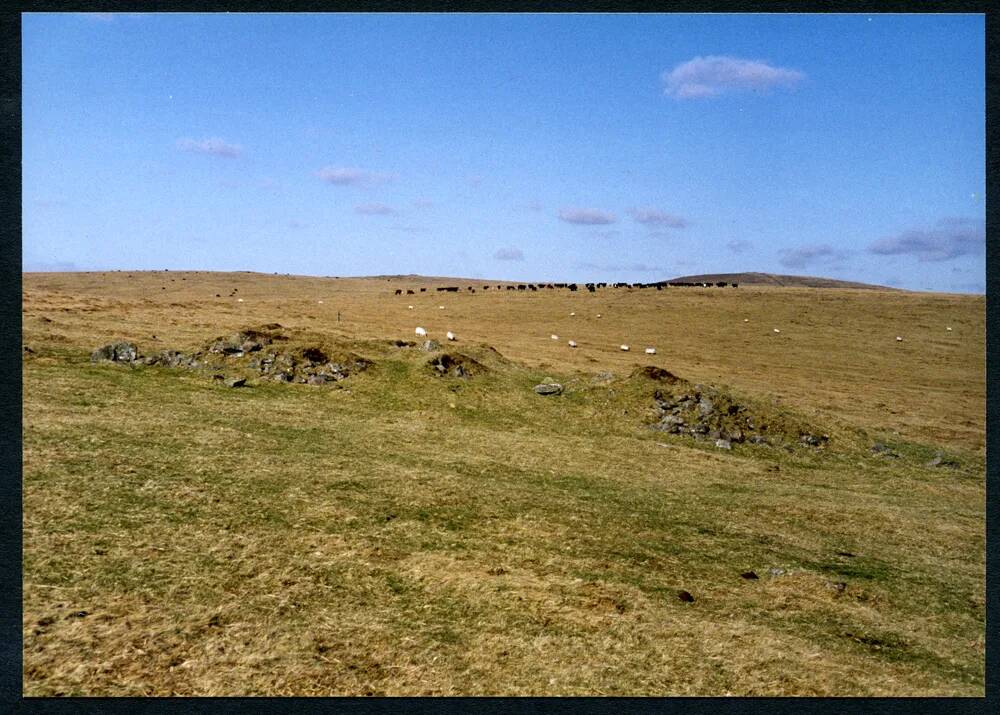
left=558, top=208, right=617, bottom=225
left=494, top=248, right=524, bottom=261
left=355, top=203, right=397, bottom=216
left=316, top=166, right=396, bottom=187
left=868, top=217, right=985, bottom=262
left=577, top=261, right=665, bottom=273
left=593, top=230, right=621, bottom=240
left=726, top=239, right=754, bottom=253
left=627, top=207, right=688, bottom=228
left=779, top=243, right=849, bottom=269
left=663, top=55, right=805, bottom=99
left=176, top=137, right=243, bottom=158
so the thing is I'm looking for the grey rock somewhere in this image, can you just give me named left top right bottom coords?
left=534, top=383, right=563, bottom=396
left=748, top=435, right=770, bottom=445
left=691, top=424, right=709, bottom=435
left=708, top=428, right=723, bottom=440
left=800, top=434, right=823, bottom=446
left=274, top=372, right=294, bottom=383
left=698, top=398, right=715, bottom=417
left=91, top=341, right=139, bottom=364
left=768, top=568, right=786, bottom=577
left=714, top=439, right=732, bottom=450
left=727, top=429, right=745, bottom=443
left=306, top=375, right=329, bottom=385
left=871, top=443, right=900, bottom=458
left=422, top=339, right=441, bottom=351
left=225, top=377, right=247, bottom=388
left=926, top=453, right=960, bottom=469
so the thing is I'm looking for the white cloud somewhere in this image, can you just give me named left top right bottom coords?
left=779, top=244, right=848, bottom=269
left=869, top=218, right=985, bottom=262
left=663, top=55, right=805, bottom=99
left=494, top=248, right=524, bottom=261
left=628, top=207, right=688, bottom=228
left=316, top=166, right=396, bottom=187
left=176, top=137, right=243, bottom=158
left=558, top=208, right=617, bottom=225
left=355, top=203, right=397, bottom=216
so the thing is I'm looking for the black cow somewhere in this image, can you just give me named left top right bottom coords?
left=446, top=286, right=459, bottom=292
left=517, top=285, right=526, bottom=290
left=395, top=289, right=402, bottom=295
left=567, top=283, right=578, bottom=291
left=507, top=285, right=515, bottom=290
left=437, top=286, right=447, bottom=291
left=530, top=285, right=537, bottom=291
left=716, top=282, right=727, bottom=288
left=420, top=288, right=427, bottom=292
left=586, top=284, right=596, bottom=292
left=406, top=289, right=415, bottom=295
left=732, top=283, right=739, bottom=288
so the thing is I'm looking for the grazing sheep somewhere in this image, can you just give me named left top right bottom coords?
left=415, top=327, right=427, bottom=337
left=318, top=300, right=324, bottom=304
left=568, top=340, right=578, bottom=348
left=645, top=347, right=656, bottom=355
left=446, top=331, right=456, bottom=341
left=620, top=345, right=630, bottom=351
left=773, top=328, right=780, bottom=333
left=570, top=312, right=576, bottom=316
left=896, top=336, right=903, bottom=342
left=237, top=298, right=244, bottom=303
left=744, top=318, right=749, bottom=322
left=551, top=334, right=559, bottom=340
left=408, top=305, right=414, bottom=309
left=596, top=314, right=602, bottom=318
left=439, top=306, right=445, bottom=310
left=946, top=326, right=953, bottom=331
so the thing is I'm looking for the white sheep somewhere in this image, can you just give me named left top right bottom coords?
left=446, top=331, right=456, bottom=341
left=896, top=336, right=903, bottom=342
left=438, top=305, right=445, bottom=310
left=596, top=314, right=602, bottom=318
left=568, top=340, right=578, bottom=348
left=318, top=300, right=324, bottom=304
left=744, top=318, right=749, bottom=322
left=551, top=334, right=559, bottom=340
left=773, top=328, right=780, bottom=333
left=946, top=326, right=953, bottom=331
left=645, top=347, right=656, bottom=355
left=570, top=312, right=576, bottom=316
left=620, top=344, right=630, bottom=351
left=415, top=327, right=427, bottom=337
left=408, top=305, right=414, bottom=309
left=237, top=298, right=244, bottom=303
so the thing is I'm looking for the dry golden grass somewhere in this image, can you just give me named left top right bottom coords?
left=22, top=270, right=985, bottom=696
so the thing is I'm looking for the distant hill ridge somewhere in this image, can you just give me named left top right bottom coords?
left=666, top=272, right=898, bottom=290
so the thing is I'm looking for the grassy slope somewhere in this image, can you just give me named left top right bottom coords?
left=22, top=272, right=985, bottom=695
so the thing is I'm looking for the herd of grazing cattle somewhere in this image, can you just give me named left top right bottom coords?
left=394, top=281, right=738, bottom=295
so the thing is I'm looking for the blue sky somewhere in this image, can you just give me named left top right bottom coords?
left=22, top=12, right=985, bottom=292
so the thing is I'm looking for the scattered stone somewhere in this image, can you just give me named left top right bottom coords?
left=533, top=383, right=563, bottom=396
left=768, top=568, right=786, bottom=577
left=653, top=414, right=685, bottom=433
left=925, top=453, right=960, bottom=469
left=740, top=571, right=759, bottom=580
left=799, top=434, right=827, bottom=447
left=677, top=590, right=695, bottom=603
left=306, top=375, right=329, bottom=385
left=225, top=377, right=246, bottom=388
left=871, top=443, right=900, bottom=458
left=829, top=581, right=847, bottom=594
left=211, top=374, right=225, bottom=381
left=714, top=439, right=732, bottom=450
left=749, top=435, right=769, bottom=445
left=698, top=397, right=715, bottom=418
left=91, top=341, right=139, bottom=364
left=422, top=339, right=441, bottom=352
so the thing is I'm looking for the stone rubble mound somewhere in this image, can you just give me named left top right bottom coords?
left=633, top=365, right=828, bottom=449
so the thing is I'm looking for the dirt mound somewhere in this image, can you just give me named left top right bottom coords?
left=631, top=365, right=682, bottom=384
left=427, top=352, right=488, bottom=378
